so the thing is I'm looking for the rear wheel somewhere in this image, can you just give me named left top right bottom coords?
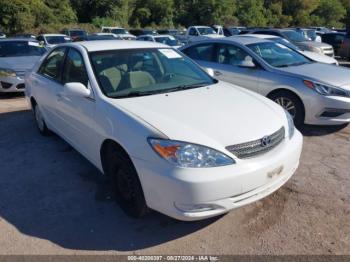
left=269, top=91, right=304, bottom=126
left=104, top=145, right=148, bottom=218
left=33, top=103, right=50, bottom=136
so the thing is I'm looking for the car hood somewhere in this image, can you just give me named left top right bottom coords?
left=301, top=51, right=337, bottom=64
left=296, top=41, right=331, bottom=50
left=113, top=82, right=286, bottom=150
left=276, top=63, right=350, bottom=89
left=0, top=56, right=42, bottom=71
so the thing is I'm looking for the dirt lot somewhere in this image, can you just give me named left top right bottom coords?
left=0, top=93, right=349, bottom=255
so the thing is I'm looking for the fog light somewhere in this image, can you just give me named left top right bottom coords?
left=174, top=203, right=217, bottom=213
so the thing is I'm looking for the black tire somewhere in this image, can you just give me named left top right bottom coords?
left=33, top=103, right=51, bottom=136
left=104, top=145, right=148, bottom=218
left=268, top=90, right=304, bottom=126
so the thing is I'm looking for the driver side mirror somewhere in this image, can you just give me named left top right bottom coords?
left=204, top=68, right=215, bottom=77
left=63, top=82, right=91, bottom=98
left=238, top=56, right=256, bottom=68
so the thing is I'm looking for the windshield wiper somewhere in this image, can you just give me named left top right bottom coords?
left=112, top=83, right=208, bottom=98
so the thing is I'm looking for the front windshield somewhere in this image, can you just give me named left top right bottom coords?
left=247, top=42, right=310, bottom=68
left=90, top=48, right=215, bottom=98
left=154, top=36, right=180, bottom=46
left=111, top=29, right=127, bottom=34
left=0, top=41, right=46, bottom=57
left=198, top=27, right=216, bottom=35
left=46, top=36, right=71, bottom=44
left=283, top=31, right=308, bottom=42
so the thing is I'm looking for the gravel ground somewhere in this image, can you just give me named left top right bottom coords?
left=0, top=94, right=349, bottom=255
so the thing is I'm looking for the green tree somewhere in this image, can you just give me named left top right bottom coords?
left=311, top=0, right=346, bottom=27
left=236, top=0, right=268, bottom=27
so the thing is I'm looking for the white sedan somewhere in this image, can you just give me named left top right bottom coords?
left=25, top=41, right=303, bottom=221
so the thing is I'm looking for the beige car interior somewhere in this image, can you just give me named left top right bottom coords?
left=96, top=55, right=156, bottom=94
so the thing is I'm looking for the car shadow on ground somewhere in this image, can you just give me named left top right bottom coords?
left=0, top=110, right=219, bottom=252
left=0, top=92, right=25, bottom=99
left=298, top=124, right=349, bottom=137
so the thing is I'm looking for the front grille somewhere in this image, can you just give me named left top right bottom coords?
left=226, top=127, right=285, bottom=159
left=16, top=83, right=25, bottom=89
left=0, top=81, right=12, bottom=89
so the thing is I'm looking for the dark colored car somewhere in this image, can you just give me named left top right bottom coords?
left=61, top=29, right=88, bottom=41
left=129, top=29, right=157, bottom=36
left=157, top=29, right=179, bottom=36
left=321, top=32, right=350, bottom=59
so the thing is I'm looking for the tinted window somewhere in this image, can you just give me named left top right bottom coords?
left=0, top=41, right=46, bottom=57
left=39, top=48, right=66, bottom=81
left=182, top=43, right=215, bottom=62
left=62, top=49, right=88, bottom=86
left=46, top=36, right=71, bottom=44
left=189, top=28, right=197, bottom=36
left=216, top=44, right=252, bottom=66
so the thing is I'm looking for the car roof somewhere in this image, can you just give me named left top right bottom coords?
left=225, top=36, right=271, bottom=45
left=69, top=40, right=168, bottom=52
left=0, top=38, right=39, bottom=42
left=242, top=34, right=279, bottom=39
left=41, top=34, right=67, bottom=37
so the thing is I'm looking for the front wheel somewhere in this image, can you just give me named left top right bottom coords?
left=269, top=91, right=304, bottom=126
left=105, top=146, right=148, bottom=218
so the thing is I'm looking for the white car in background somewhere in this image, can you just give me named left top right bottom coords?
left=37, top=34, right=71, bottom=49
left=101, top=26, right=136, bottom=40
left=25, top=40, right=302, bottom=221
left=0, top=38, right=46, bottom=93
left=136, top=34, right=182, bottom=48
left=242, top=34, right=338, bottom=65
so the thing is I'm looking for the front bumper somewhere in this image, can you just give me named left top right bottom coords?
left=0, top=76, right=25, bottom=93
left=304, top=94, right=350, bottom=125
left=132, top=130, right=303, bottom=221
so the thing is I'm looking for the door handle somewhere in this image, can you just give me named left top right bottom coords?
left=214, top=70, right=222, bottom=76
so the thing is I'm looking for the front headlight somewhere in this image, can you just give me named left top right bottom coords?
left=309, top=46, right=322, bottom=54
left=0, top=68, right=16, bottom=77
left=285, top=110, right=295, bottom=139
left=303, top=80, right=349, bottom=98
left=148, top=138, right=235, bottom=168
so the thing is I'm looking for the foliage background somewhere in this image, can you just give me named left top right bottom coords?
left=0, top=0, right=349, bottom=34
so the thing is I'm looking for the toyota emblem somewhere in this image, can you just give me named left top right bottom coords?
left=261, top=136, right=272, bottom=147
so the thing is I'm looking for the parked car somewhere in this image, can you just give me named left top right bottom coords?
left=310, top=27, right=335, bottom=34
left=321, top=32, right=348, bottom=58
left=223, top=27, right=247, bottom=36
left=86, top=33, right=122, bottom=41
left=180, top=37, right=350, bottom=126
left=292, top=28, right=321, bottom=42
left=250, top=29, right=334, bottom=57
left=15, top=33, right=36, bottom=39
left=242, top=34, right=338, bottom=65
left=137, top=34, right=182, bottom=48
left=211, top=25, right=225, bottom=36
left=129, top=29, right=157, bottom=37
left=101, top=27, right=136, bottom=40
left=0, top=39, right=46, bottom=93
left=157, top=29, right=180, bottom=36
left=25, top=40, right=302, bottom=221
left=0, top=32, right=6, bottom=39
left=61, top=28, right=87, bottom=41
left=37, top=34, right=71, bottom=48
